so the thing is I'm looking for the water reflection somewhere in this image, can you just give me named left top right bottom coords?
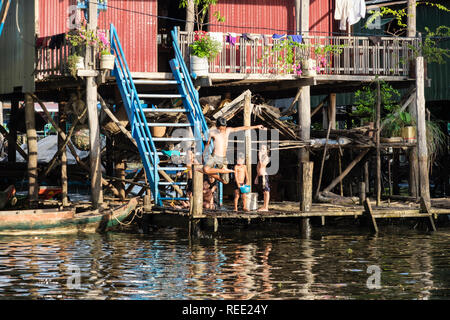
left=0, top=227, right=448, bottom=300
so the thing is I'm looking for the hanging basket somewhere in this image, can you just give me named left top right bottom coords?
left=100, top=54, right=115, bottom=70
left=71, top=125, right=90, bottom=151
left=190, top=55, right=209, bottom=77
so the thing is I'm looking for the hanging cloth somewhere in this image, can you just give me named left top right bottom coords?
left=226, top=33, right=237, bottom=46
left=348, top=0, right=366, bottom=26
left=243, top=33, right=260, bottom=41
left=288, top=35, right=303, bottom=44
left=272, top=34, right=286, bottom=40
left=209, top=32, right=224, bottom=47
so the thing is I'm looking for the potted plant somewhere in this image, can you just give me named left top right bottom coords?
left=98, top=30, right=115, bottom=70
left=189, top=30, right=221, bottom=77
left=65, top=25, right=95, bottom=76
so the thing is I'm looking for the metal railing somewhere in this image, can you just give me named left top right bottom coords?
left=177, top=31, right=421, bottom=77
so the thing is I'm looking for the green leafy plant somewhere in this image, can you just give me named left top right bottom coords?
left=189, top=31, right=221, bottom=60
left=260, top=39, right=345, bottom=75
left=179, top=0, right=225, bottom=31
left=413, top=26, right=450, bottom=64
left=67, top=54, right=82, bottom=78
left=352, top=80, right=401, bottom=125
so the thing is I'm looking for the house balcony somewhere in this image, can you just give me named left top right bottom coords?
left=177, top=31, right=421, bottom=85
left=33, top=31, right=420, bottom=92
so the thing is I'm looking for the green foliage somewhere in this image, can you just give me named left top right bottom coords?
left=416, top=26, right=450, bottom=64
left=189, top=32, right=221, bottom=60
left=352, top=80, right=401, bottom=125
left=260, top=39, right=345, bottom=74
left=179, top=0, right=224, bottom=30
left=67, top=54, right=82, bottom=78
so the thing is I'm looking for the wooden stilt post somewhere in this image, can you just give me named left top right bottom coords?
left=407, top=0, right=416, bottom=38
left=86, top=1, right=103, bottom=208
left=328, top=93, right=336, bottom=130
left=58, top=102, right=69, bottom=207
left=376, top=80, right=382, bottom=206
left=415, top=56, right=430, bottom=205
left=116, top=158, right=126, bottom=200
left=359, top=182, right=366, bottom=205
left=363, top=198, right=379, bottom=233
left=8, top=100, right=18, bottom=163
left=244, top=91, right=252, bottom=190
left=25, top=93, right=38, bottom=207
left=298, top=85, right=311, bottom=236
left=408, top=98, right=419, bottom=199
left=364, top=161, right=370, bottom=194
left=191, top=164, right=203, bottom=218
left=393, top=149, right=400, bottom=195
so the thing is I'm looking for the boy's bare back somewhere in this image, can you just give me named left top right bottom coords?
left=234, top=164, right=247, bottom=185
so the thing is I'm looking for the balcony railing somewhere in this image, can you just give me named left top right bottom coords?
left=35, top=34, right=72, bottom=79
left=34, top=31, right=421, bottom=81
left=178, top=31, right=421, bottom=77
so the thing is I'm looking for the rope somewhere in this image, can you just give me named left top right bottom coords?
left=112, top=205, right=143, bottom=226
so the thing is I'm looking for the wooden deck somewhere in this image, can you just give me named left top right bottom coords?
left=150, top=199, right=450, bottom=220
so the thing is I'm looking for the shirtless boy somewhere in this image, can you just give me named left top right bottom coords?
left=254, top=144, right=270, bottom=212
left=233, top=153, right=249, bottom=212
left=203, top=117, right=264, bottom=184
left=203, top=178, right=217, bottom=209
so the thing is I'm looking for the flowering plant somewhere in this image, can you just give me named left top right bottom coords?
left=66, top=26, right=111, bottom=56
left=189, top=31, right=221, bottom=60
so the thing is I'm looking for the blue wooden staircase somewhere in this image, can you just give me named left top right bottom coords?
left=109, top=24, right=210, bottom=207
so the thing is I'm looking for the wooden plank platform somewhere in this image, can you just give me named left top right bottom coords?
left=150, top=200, right=450, bottom=220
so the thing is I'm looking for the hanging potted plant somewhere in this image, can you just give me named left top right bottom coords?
left=66, top=25, right=99, bottom=77
left=98, top=30, right=115, bottom=70
left=189, top=31, right=221, bottom=77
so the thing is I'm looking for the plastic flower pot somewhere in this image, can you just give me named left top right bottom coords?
left=100, top=54, right=115, bottom=70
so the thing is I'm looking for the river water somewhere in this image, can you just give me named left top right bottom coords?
left=0, top=223, right=449, bottom=300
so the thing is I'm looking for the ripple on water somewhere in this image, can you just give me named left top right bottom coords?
left=0, top=227, right=448, bottom=299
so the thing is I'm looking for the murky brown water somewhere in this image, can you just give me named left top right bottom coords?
left=0, top=224, right=449, bottom=300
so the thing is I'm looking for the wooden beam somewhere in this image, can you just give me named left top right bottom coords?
left=315, top=121, right=332, bottom=199
left=58, top=102, right=69, bottom=207
left=323, top=149, right=370, bottom=193
left=86, top=0, right=102, bottom=208
left=415, top=57, right=430, bottom=205
left=213, top=89, right=251, bottom=119
left=310, top=96, right=327, bottom=118
left=376, top=81, right=381, bottom=206
left=0, top=124, right=27, bottom=161
left=328, top=93, right=336, bottom=130
left=191, top=164, right=203, bottom=218
left=24, top=93, right=38, bottom=206
left=244, top=91, right=252, bottom=191
left=7, top=100, right=18, bottom=163
left=363, top=198, right=379, bottom=233
left=407, top=0, right=416, bottom=38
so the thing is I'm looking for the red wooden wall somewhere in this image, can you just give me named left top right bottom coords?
left=209, top=0, right=336, bottom=35
left=37, top=0, right=158, bottom=73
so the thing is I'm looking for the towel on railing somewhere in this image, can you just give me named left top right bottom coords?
left=226, top=33, right=237, bottom=46
left=243, top=33, right=260, bottom=41
left=49, top=33, right=65, bottom=49
left=272, top=34, right=286, bottom=40
left=209, top=32, right=224, bottom=47
left=288, top=35, right=303, bottom=44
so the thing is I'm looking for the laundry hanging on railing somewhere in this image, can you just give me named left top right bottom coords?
left=48, top=33, right=65, bottom=49
left=226, top=33, right=237, bottom=45
left=288, top=35, right=303, bottom=44
left=334, top=0, right=366, bottom=31
left=242, top=33, right=260, bottom=41
left=272, top=34, right=287, bottom=40
left=209, top=32, right=224, bottom=47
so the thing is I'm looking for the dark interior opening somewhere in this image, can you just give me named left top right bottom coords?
left=157, top=0, right=186, bottom=72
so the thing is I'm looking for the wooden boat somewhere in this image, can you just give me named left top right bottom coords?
left=0, top=197, right=138, bottom=235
